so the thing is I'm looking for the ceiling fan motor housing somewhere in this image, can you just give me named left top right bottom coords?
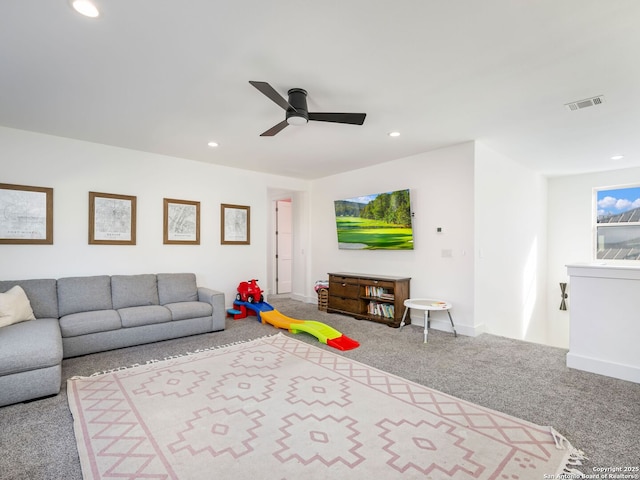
left=286, top=88, right=309, bottom=125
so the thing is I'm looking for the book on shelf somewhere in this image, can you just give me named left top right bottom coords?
left=364, top=286, right=394, bottom=300
left=367, top=301, right=395, bottom=318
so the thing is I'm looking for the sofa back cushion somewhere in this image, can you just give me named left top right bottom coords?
left=0, top=279, right=59, bottom=319
left=111, top=274, right=159, bottom=309
left=157, top=273, right=198, bottom=305
left=57, top=275, right=112, bottom=317
left=0, top=285, right=36, bottom=327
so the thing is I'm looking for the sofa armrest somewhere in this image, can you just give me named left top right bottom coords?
left=198, top=287, right=225, bottom=331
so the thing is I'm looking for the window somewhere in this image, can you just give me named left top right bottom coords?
left=595, top=185, right=640, bottom=260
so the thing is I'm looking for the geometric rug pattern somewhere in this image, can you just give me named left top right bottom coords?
left=67, top=333, right=580, bottom=479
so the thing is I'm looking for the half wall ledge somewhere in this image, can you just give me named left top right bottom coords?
left=566, top=263, right=640, bottom=384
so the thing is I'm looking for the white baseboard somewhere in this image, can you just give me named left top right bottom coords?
left=566, top=352, right=640, bottom=384
left=290, top=293, right=313, bottom=303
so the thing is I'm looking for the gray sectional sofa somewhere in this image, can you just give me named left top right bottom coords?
left=0, top=273, right=225, bottom=407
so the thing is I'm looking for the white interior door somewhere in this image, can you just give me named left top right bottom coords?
left=276, top=200, right=292, bottom=294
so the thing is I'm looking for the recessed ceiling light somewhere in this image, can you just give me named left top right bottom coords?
left=71, top=0, right=100, bottom=18
left=388, top=131, right=400, bottom=137
left=207, top=141, right=219, bottom=148
left=611, top=155, right=624, bottom=160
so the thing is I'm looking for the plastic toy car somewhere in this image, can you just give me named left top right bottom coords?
left=236, top=279, right=264, bottom=303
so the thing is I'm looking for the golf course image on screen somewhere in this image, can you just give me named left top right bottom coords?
left=334, top=189, right=414, bottom=250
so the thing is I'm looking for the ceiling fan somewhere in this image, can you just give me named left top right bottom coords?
left=249, top=81, right=367, bottom=136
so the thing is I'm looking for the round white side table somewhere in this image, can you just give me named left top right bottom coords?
left=399, top=299, right=457, bottom=343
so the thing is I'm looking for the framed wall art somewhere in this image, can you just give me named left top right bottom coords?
left=163, top=198, right=200, bottom=245
left=221, top=203, right=250, bottom=245
left=89, top=192, right=136, bottom=245
left=0, top=183, right=53, bottom=244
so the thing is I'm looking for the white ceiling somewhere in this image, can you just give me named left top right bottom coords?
left=1, top=1, right=639, bottom=180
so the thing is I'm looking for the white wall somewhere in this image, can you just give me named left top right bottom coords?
left=474, top=143, right=548, bottom=344
left=7, top=124, right=623, bottom=349
left=546, top=166, right=640, bottom=347
left=0, top=126, right=309, bottom=306
left=309, top=142, right=479, bottom=336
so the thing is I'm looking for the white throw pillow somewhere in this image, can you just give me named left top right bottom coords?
left=0, top=285, right=36, bottom=328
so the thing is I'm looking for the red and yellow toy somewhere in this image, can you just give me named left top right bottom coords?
left=228, top=280, right=359, bottom=351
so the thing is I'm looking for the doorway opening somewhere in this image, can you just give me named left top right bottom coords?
left=274, top=198, right=292, bottom=295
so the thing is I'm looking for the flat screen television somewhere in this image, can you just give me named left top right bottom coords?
left=334, top=188, right=414, bottom=250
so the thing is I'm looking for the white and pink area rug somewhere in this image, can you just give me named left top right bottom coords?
left=67, top=333, right=584, bottom=480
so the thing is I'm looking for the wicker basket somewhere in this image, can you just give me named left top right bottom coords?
left=317, top=288, right=328, bottom=311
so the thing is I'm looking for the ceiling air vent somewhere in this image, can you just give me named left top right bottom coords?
left=565, top=95, right=605, bottom=111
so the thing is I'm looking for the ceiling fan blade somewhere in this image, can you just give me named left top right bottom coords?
left=260, top=120, right=289, bottom=137
left=249, top=81, right=296, bottom=112
left=308, top=112, right=366, bottom=125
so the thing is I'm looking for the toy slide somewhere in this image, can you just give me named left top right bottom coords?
left=235, top=300, right=359, bottom=351
left=235, top=300, right=274, bottom=319
left=260, top=310, right=359, bottom=351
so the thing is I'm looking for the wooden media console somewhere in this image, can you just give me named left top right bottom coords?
left=327, top=272, right=410, bottom=327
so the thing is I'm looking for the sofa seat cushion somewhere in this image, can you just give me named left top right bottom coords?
left=0, top=318, right=62, bottom=376
left=157, top=273, right=198, bottom=305
left=57, top=275, right=112, bottom=316
left=118, top=305, right=171, bottom=328
left=164, top=301, right=213, bottom=321
left=60, top=310, right=121, bottom=337
left=112, top=274, right=159, bottom=309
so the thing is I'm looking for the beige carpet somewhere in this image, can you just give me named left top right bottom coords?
left=67, top=333, right=584, bottom=479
